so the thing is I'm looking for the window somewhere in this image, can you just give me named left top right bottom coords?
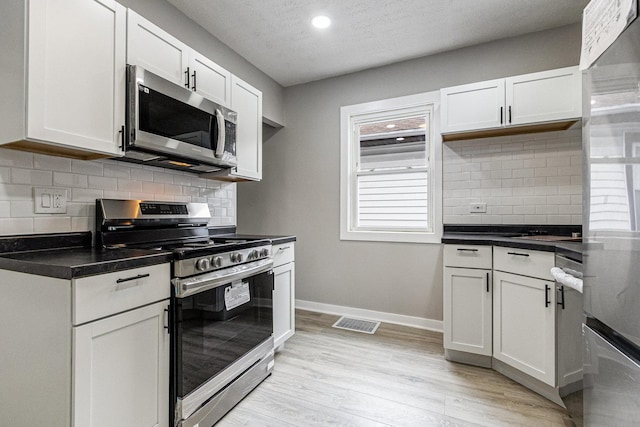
left=340, top=92, right=442, bottom=243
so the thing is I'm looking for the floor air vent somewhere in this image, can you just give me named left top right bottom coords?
left=332, top=317, right=380, bottom=334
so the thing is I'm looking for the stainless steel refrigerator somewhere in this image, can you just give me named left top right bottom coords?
left=583, top=13, right=640, bottom=426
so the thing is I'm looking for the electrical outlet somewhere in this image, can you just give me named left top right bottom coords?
left=469, top=202, right=487, bottom=213
left=34, top=187, right=68, bottom=214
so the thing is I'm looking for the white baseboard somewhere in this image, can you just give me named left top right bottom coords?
left=295, top=299, right=443, bottom=333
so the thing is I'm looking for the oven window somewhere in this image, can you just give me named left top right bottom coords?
left=138, top=85, right=216, bottom=150
left=174, top=270, right=273, bottom=397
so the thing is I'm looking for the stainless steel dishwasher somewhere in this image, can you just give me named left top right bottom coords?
left=552, top=253, right=584, bottom=426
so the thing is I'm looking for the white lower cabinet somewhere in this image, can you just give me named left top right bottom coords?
left=444, top=243, right=559, bottom=391
left=443, top=244, right=493, bottom=357
left=73, top=301, right=169, bottom=427
left=493, top=270, right=556, bottom=386
left=444, top=267, right=492, bottom=355
left=0, top=263, right=170, bottom=427
left=272, top=243, right=295, bottom=349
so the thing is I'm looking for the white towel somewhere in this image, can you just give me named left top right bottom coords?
left=550, top=267, right=583, bottom=293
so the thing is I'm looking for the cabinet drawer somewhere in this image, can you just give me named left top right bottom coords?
left=493, top=246, right=554, bottom=280
left=272, top=242, right=294, bottom=268
left=73, top=263, right=170, bottom=325
left=444, top=245, right=492, bottom=269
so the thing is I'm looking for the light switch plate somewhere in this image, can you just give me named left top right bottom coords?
left=34, top=187, right=68, bottom=214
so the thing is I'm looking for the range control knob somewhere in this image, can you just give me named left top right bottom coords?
left=212, top=256, right=223, bottom=267
left=248, top=250, right=259, bottom=260
left=260, top=248, right=270, bottom=258
left=195, top=258, right=210, bottom=271
left=230, top=253, right=243, bottom=263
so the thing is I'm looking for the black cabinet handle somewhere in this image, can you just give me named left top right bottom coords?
left=116, top=273, right=150, bottom=284
left=500, top=106, right=503, bottom=124
left=486, top=272, right=490, bottom=293
left=457, top=248, right=478, bottom=252
left=118, top=125, right=125, bottom=151
left=507, top=252, right=529, bottom=257
left=184, top=67, right=190, bottom=88
left=558, top=285, right=565, bottom=310
left=508, top=105, right=512, bottom=123
left=545, top=284, right=551, bottom=307
left=191, top=70, right=197, bottom=91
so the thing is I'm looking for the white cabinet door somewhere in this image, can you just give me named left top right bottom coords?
left=190, top=50, right=231, bottom=106
left=230, top=75, right=263, bottom=181
left=440, top=79, right=505, bottom=133
left=73, top=300, right=169, bottom=427
left=493, top=271, right=556, bottom=386
left=444, top=267, right=492, bottom=356
left=273, top=262, right=295, bottom=349
left=27, top=0, right=126, bottom=156
left=127, top=9, right=189, bottom=87
left=506, top=66, right=581, bottom=126
left=127, top=11, right=231, bottom=107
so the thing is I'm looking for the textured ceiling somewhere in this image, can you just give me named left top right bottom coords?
left=167, top=0, right=588, bottom=87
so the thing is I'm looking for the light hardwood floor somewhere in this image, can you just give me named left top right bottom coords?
left=217, top=310, right=572, bottom=426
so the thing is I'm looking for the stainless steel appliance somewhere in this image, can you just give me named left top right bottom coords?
left=551, top=252, right=584, bottom=424
left=96, top=199, right=274, bottom=427
left=122, top=65, right=237, bottom=174
left=583, top=11, right=640, bottom=426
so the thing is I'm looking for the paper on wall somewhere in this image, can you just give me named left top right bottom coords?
left=580, top=0, right=638, bottom=70
left=224, top=281, right=250, bottom=310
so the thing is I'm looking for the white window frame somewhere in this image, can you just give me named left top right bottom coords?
left=340, top=91, right=442, bottom=244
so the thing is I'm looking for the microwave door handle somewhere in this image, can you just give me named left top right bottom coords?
left=215, top=109, right=225, bottom=158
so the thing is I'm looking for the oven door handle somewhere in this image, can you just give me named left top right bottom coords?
left=173, top=259, right=274, bottom=298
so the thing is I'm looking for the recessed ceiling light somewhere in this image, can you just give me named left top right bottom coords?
left=396, top=137, right=405, bottom=141
left=312, top=15, right=331, bottom=29
left=386, top=124, right=396, bottom=129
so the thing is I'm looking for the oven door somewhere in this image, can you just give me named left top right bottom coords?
left=172, top=262, right=274, bottom=423
left=126, top=65, right=237, bottom=170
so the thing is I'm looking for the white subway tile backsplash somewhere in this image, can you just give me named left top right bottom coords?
left=0, top=148, right=236, bottom=235
left=0, top=167, right=10, bottom=183
left=34, top=154, right=71, bottom=172
left=34, top=217, right=71, bottom=233
left=0, top=150, right=33, bottom=168
left=11, top=168, right=53, bottom=185
left=0, top=201, right=9, bottom=217
left=72, top=159, right=103, bottom=176
left=443, top=130, right=582, bottom=225
left=54, top=172, right=88, bottom=188
left=10, top=201, right=33, bottom=217
left=0, top=218, right=33, bottom=234
left=88, top=175, right=118, bottom=190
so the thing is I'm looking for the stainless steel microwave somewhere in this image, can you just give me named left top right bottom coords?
left=122, top=65, right=237, bottom=173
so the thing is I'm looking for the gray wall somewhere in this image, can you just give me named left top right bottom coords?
left=238, top=24, right=582, bottom=322
left=120, top=0, right=285, bottom=126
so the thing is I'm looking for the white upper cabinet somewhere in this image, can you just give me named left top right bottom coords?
left=506, top=67, right=582, bottom=126
left=0, top=0, right=127, bottom=158
left=229, top=75, right=263, bottom=181
left=126, top=9, right=189, bottom=87
left=441, top=79, right=505, bottom=133
left=127, top=10, right=231, bottom=106
left=440, top=66, right=582, bottom=137
left=190, top=50, right=232, bottom=107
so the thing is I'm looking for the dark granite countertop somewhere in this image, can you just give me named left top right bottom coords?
left=442, top=225, right=582, bottom=263
left=0, top=247, right=173, bottom=280
left=0, top=248, right=172, bottom=279
left=209, top=232, right=297, bottom=246
left=0, top=231, right=172, bottom=279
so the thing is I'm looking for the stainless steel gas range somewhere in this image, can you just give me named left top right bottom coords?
left=96, top=199, right=275, bottom=427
